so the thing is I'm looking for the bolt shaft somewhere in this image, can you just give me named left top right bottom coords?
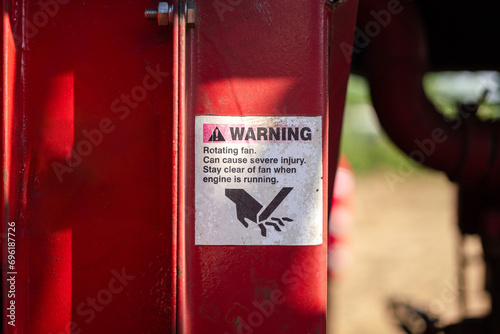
left=144, top=8, right=157, bottom=21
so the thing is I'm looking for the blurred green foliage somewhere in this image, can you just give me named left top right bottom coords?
left=424, top=72, right=500, bottom=120
left=340, top=75, right=415, bottom=174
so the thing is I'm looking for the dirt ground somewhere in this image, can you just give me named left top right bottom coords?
left=327, top=171, right=490, bottom=334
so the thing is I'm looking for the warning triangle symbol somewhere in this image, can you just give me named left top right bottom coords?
left=208, top=127, right=225, bottom=142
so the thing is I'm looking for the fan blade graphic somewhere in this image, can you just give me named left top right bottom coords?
left=258, top=187, right=293, bottom=222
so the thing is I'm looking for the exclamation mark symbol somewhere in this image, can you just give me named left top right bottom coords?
left=208, top=126, right=226, bottom=142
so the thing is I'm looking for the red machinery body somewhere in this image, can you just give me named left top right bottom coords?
left=2, top=1, right=357, bottom=333
left=3, top=1, right=176, bottom=332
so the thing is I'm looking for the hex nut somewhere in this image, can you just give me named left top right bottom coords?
left=186, top=2, right=197, bottom=28
left=158, top=2, right=173, bottom=26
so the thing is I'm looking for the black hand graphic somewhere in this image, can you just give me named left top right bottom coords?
left=225, top=189, right=263, bottom=228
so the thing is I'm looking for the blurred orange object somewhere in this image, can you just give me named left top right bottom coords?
left=328, top=155, right=355, bottom=279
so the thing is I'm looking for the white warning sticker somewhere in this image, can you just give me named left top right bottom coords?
left=195, top=115, right=323, bottom=246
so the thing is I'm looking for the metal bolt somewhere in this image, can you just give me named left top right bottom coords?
left=325, top=0, right=345, bottom=11
left=186, top=1, right=197, bottom=28
left=144, top=2, right=173, bottom=26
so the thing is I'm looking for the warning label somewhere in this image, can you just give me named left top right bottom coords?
left=195, top=116, right=323, bottom=245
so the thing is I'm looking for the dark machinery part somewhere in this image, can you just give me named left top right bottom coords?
left=353, top=0, right=500, bottom=332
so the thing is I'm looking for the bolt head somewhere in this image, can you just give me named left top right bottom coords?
left=187, top=2, right=197, bottom=28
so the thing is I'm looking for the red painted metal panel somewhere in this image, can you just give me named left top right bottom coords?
left=327, top=0, right=359, bottom=206
left=3, top=1, right=177, bottom=333
left=180, top=1, right=357, bottom=333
